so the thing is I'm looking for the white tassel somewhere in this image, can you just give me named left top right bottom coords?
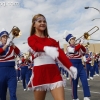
left=28, top=81, right=66, bottom=91
left=1, top=28, right=6, bottom=32
left=63, top=30, right=69, bottom=39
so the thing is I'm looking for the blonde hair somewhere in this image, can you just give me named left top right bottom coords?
left=30, top=14, right=49, bottom=37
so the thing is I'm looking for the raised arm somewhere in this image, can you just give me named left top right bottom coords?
left=0, top=45, right=8, bottom=54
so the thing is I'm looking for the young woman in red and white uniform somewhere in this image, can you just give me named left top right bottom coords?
left=27, top=14, right=77, bottom=100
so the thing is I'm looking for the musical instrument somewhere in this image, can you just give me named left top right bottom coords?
left=90, top=52, right=94, bottom=66
left=91, top=57, right=94, bottom=66
left=84, top=42, right=90, bottom=47
left=26, top=52, right=31, bottom=61
left=76, top=26, right=99, bottom=41
left=10, top=26, right=21, bottom=41
left=22, top=52, right=31, bottom=62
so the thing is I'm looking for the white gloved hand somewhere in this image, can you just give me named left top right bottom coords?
left=0, top=41, right=2, bottom=45
left=79, top=38, right=84, bottom=45
left=19, top=60, right=22, bottom=64
left=6, top=39, right=13, bottom=46
left=69, top=66, right=77, bottom=80
left=9, top=41, right=14, bottom=46
left=44, top=46, right=59, bottom=59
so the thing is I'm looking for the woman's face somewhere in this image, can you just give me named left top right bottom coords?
left=69, top=38, right=76, bottom=45
left=0, top=35, right=8, bottom=45
left=34, top=16, right=47, bottom=32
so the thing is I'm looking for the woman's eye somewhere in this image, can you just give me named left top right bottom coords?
left=43, top=20, right=46, bottom=23
left=38, top=20, right=42, bottom=23
left=38, top=20, right=46, bottom=23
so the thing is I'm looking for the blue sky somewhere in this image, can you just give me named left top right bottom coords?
left=0, top=0, right=100, bottom=53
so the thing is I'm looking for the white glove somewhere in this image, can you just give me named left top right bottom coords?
left=44, top=46, right=59, bottom=59
left=79, top=38, right=84, bottom=45
left=19, top=60, right=22, bottom=64
left=69, top=66, right=77, bottom=80
left=0, top=41, right=2, bottom=45
left=9, top=41, right=14, bottom=46
left=6, top=39, right=13, bottom=46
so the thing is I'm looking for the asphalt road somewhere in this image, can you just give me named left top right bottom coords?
left=7, top=75, right=100, bottom=100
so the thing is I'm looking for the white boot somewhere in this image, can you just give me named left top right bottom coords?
left=84, top=97, right=90, bottom=100
left=24, top=89, right=27, bottom=91
left=90, top=77, right=93, bottom=80
left=77, top=84, right=80, bottom=88
left=93, top=74, right=96, bottom=76
left=67, top=78, right=70, bottom=80
left=87, top=78, right=90, bottom=81
left=73, top=99, right=79, bottom=100
left=96, top=74, right=99, bottom=76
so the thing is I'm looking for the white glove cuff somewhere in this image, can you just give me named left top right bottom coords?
left=44, top=46, right=59, bottom=59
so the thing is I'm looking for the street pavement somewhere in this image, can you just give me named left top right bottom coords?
left=7, top=75, right=100, bottom=100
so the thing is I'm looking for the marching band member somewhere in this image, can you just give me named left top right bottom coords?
left=98, top=55, right=100, bottom=71
left=55, top=60, right=67, bottom=87
left=19, top=55, right=29, bottom=91
left=92, top=53, right=99, bottom=76
left=84, top=50, right=94, bottom=80
left=56, top=53, right=69, bottom=80
left=0, top=29, right=21, bottom=100
left=27, top=57, right=32, bottom=86
left=16, top=60, right=21, bottom=82
left=64, top=70, right=70, bottom=80
left=27, top=49, right=34, bottom=81
left=65, top=33, right=90, bottom=100
left=57, top=60, right=70, bottom=81
left=27, top=14, right=77, bottom=100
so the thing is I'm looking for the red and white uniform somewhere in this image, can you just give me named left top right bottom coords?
left=27, top=35, right=73, bottom=91
left=0, top=46, right=20, bottom=62
left=66, top=44, right=86, bottom=59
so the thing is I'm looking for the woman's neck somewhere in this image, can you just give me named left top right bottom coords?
left=35, top=30, right=45, bottom=38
